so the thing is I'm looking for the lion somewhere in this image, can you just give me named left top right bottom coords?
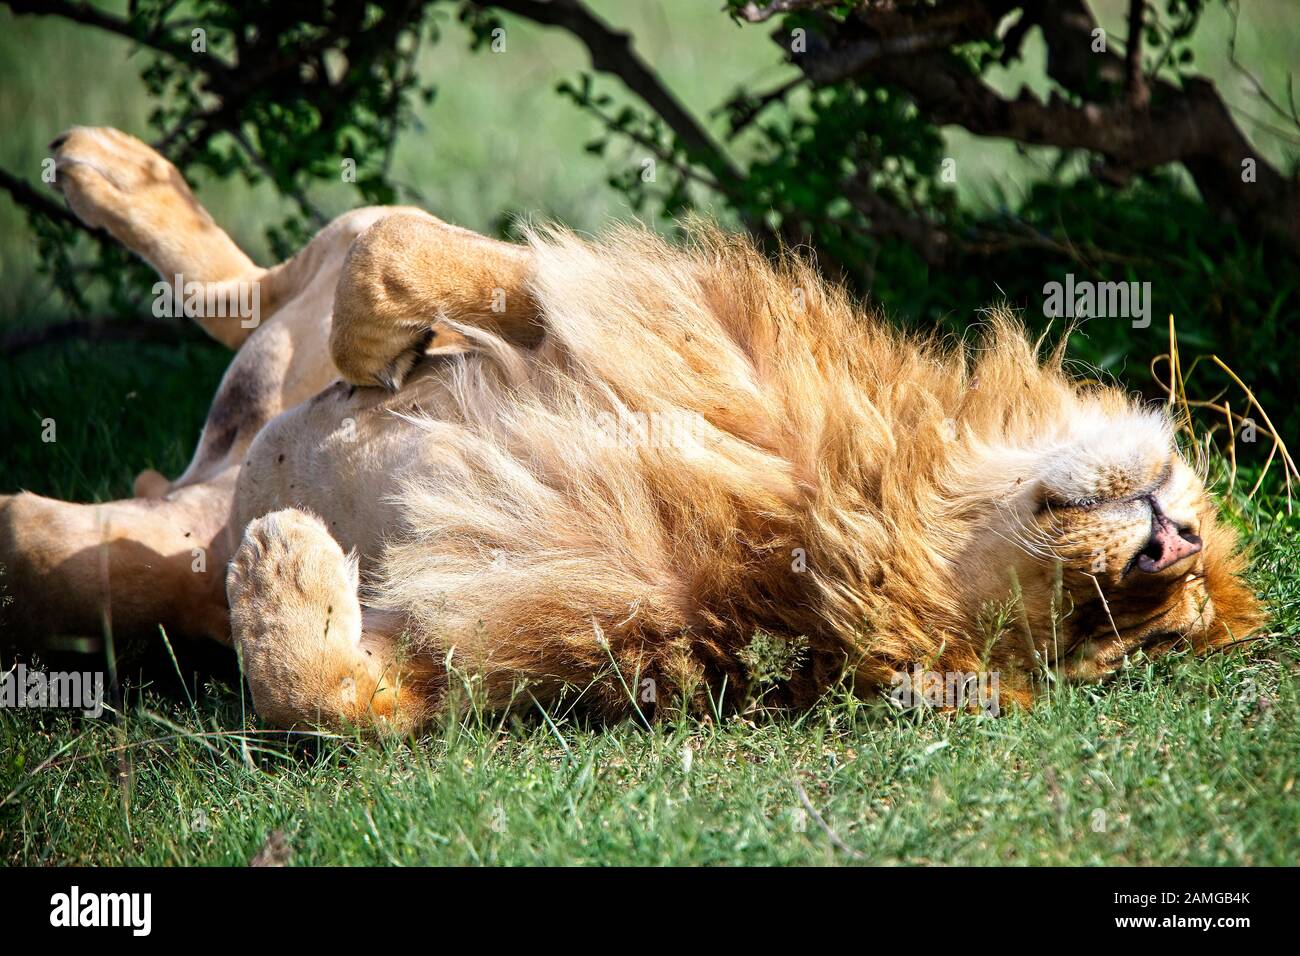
left=0, top=127, right=1262, bottom=731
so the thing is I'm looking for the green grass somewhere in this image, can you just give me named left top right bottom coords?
left=2, top=602, right=1297, bottom=865
left=1, top=339, right=1298, bottom=866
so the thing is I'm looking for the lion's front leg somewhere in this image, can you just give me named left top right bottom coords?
left=329, top=212, right=541, bottom=389
left=226, top=508, right=436, bottom=732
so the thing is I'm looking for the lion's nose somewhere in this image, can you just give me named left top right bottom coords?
left=1133, top=510, right=1202, bottom=574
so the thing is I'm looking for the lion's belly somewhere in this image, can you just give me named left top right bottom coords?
left=232, top=379, right=427, bottom=566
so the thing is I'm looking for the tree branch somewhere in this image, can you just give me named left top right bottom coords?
left=485, top=0, right=743, bottom=181
left=1036, top=0, right=1124, bottom=93
left=780, top=2, right=1300, bottom=254
left=0, top=166, right=89, bottom=233
left=797, top=28, right=965, bottom=86
left=2, top=317, right=204, bottom=356
left=4, top=0, right=236, bottom=72
left=1125, top=0, right=1149, bottom=108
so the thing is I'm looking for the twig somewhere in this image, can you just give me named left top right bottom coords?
left=0, top=166, right=92, bottom=232
left=4, top=0, right=236, bottom=70
left=1124, top=0, right=1149, bottom=107
left=1086, top=573, right=1123, bottom=644
left=2, top=317, right=202, bottom=356
left=227, top=125, right=326, bottom=227
left=794, top=779, right=864, bottom=859
left=1226, top=2, right=1300, bottom=129
left=489, top=0, right=742, bottom=181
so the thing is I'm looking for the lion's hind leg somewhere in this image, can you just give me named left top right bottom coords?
left=51, top=127, right=265, bottom=349
left=0, top=483, right=233, bottom=648
left=226, top=508, right=434, bottom=732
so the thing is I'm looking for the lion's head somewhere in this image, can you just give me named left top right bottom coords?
left=951, top=390, right=1261, bottom=683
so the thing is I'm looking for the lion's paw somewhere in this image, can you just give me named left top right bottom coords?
left=50, top=126, right=202, bottom=242
left=330, top=214, right=445, bottom=391
left=226, top=509, right=370, bottom=726
left=227, top=508, right=360, bottom=642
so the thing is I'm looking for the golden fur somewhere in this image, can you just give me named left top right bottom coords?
left=363, top=225, right=1261, bottom=718
left=0, top=127, right=1261, bottom=732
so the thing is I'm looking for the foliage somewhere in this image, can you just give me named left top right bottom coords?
left=3, top=0, right=1296, bottom=438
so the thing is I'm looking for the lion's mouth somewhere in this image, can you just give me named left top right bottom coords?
left=1139, top=630, right=1190, bottom=654
left=1054, top=621, right=1191, bottom=675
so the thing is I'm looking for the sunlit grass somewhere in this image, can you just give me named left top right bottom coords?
left=1, top=337, right=1296, bottom=866
left=2, top=609, right=1296, bottom=865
